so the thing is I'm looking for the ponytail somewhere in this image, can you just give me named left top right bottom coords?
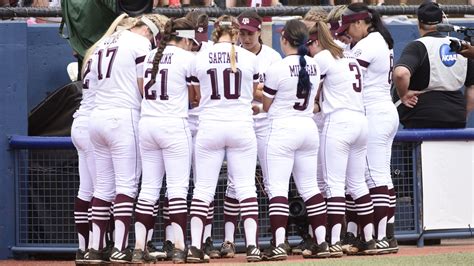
left=212, top=15, right=240, bottom=73
left=367, top=8, right=394, bottom=49
left=314, top=21, right=343, bottom=59
left=150, top=18, right=174, bottom=83
left=297, top=45, right=311, bottom=97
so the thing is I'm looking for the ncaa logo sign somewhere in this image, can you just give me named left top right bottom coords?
left=439, top=43, right=458, bottom=67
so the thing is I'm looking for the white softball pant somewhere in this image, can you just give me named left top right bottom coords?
left=320, top=110, right=369, bottom=199
left=364, top=102, right=399, bottom=189
left=138, top=117, right=192, bottom=202
left=89, top=108, right=141, bottom=202
left=193, top=120, right=257, bottom=204
left=264, top=116, right=321, bottom=202
left=72, top=115, right=96, bottom=202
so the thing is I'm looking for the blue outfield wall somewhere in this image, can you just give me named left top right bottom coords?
left=0, top=19, right=473, bottom=259
left=0, top=21, right=28, bottom=259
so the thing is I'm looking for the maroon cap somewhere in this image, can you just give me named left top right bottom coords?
left=335, top=11, right=371, bottom=36
left=195, top=25, right=208, bottom=44
left=238, top=16, right=262, bottom=32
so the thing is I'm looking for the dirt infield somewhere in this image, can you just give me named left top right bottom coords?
left=1, top=239, right=472, bottom=265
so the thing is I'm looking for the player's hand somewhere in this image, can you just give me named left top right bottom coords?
left=401, top=90, right=423, bottom=108
left=252, top=105, right=261, bottom=115
left=459, top=42, right=474, bottom=60
left=256, top=83, right=264, bottom=91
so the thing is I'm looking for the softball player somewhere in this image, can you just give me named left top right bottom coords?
left=132, top=18, right=197, bottom=264
left=337, top=3, right=399, bottom=253
left=262, top=19, right=328, bottom=260
left=87, top=14, right=165, bottom=263
left=184, top=10, right=222, bottom=259
left=187, top=15, right=261, bottom=263
left=307, top=21, right=370, bottom=257
left=72, top=56, right=97, bottom=263
left=219, top=10, right=282, bottom=258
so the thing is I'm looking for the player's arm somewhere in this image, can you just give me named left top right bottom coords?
left=191, top=84, right=201, bottom=108
left=313, top=82, right=323, bottom=113
left=138, top=78, right=144, bottom=96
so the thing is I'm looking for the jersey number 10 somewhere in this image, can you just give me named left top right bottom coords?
left=207, top=68, right=242, bottom=100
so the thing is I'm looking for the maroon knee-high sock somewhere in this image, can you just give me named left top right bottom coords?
left=327, top=197, right=345, bottom=245
left=345, top=194, right=358, bottom=236
left=224, top=196, right=239, bottom=242
left=113, top=194, right=135, bottom=251
left=240, top=197, right=258, bottom=246
left=189, top=198, right=209, bottom=249
left=355, top=194, right=374, bottom=241
left=269, top=196, right=288, bottom=247
left=369, top=186, right=389, bottom=240
left=91, top=197, right=112, bottom=250
left=305, top=194, right=327, bottom=245
left=74, top=197, right=90, bottom=251
left=134, top=198, right=156, bottom=250
left=169, top=197, right=188, bottom=250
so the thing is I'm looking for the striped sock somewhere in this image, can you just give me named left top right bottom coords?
left=355, top=194, right=374, bottom=241
left=169, top=197, right=188, bottom=250
left=202, top=201, right=214, bottom=245
left=370, top=186, right=389, bottom=240
left=134, top=198, right=156, bottom=250
left=305, top=194, right=327, bottom=245
left=91, top=197, right=112, bottom=250
left=163, top=197, right=174, bottom=243
left=269, top=196, right=288, bottom=247
left=224, top=196, right=240, bottom=243
left=387, top=187, right=396, bottom=224
left=107, top=203, right=115, bottom=244
left=189, top=198, right=208, bottom=249
left=240, top=197, right=258, bottom=247
left=74, top=197, right=90, bottom=251
left=114, top=194, right=135, bottom=251
left=87, top=203, right=93, bottom=249
left=327, top=197, right=345, bottom=245
left=345, top=194, right=358, bottom=236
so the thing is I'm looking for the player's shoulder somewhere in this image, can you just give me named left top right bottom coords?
left=260, top=45, right=282, bottom=61
left=314, top=49, right=333, bottom=62
left=236, top=45, right=257, bottom=58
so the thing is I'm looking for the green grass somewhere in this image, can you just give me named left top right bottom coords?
left=263, top=253, right=474, bottom=266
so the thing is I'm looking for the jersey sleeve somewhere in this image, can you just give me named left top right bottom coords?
left=134, top=40, right=151, bottom=79
left=184, top=52, right=195, bottom=86
left=352, top=41, right=374, bottom=72
left=263, top=64, right=279, bottom=99
left=252, top=55, right=260, bottom=83
left=189, top=54, right=200, bottom=86
left=394, top=41, right=425, bottom=75
left=314, top=51, right=332, bottom=81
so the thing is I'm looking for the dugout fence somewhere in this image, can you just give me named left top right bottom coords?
left=9, top=129, right=473, bottom=256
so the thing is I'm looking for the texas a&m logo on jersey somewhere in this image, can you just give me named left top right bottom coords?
left=439, top=43, right=458, bottom=67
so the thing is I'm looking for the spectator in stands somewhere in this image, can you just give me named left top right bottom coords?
left=393, top=1, right=474, bottom=128
left=351, top=0, right=384, bottom=6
